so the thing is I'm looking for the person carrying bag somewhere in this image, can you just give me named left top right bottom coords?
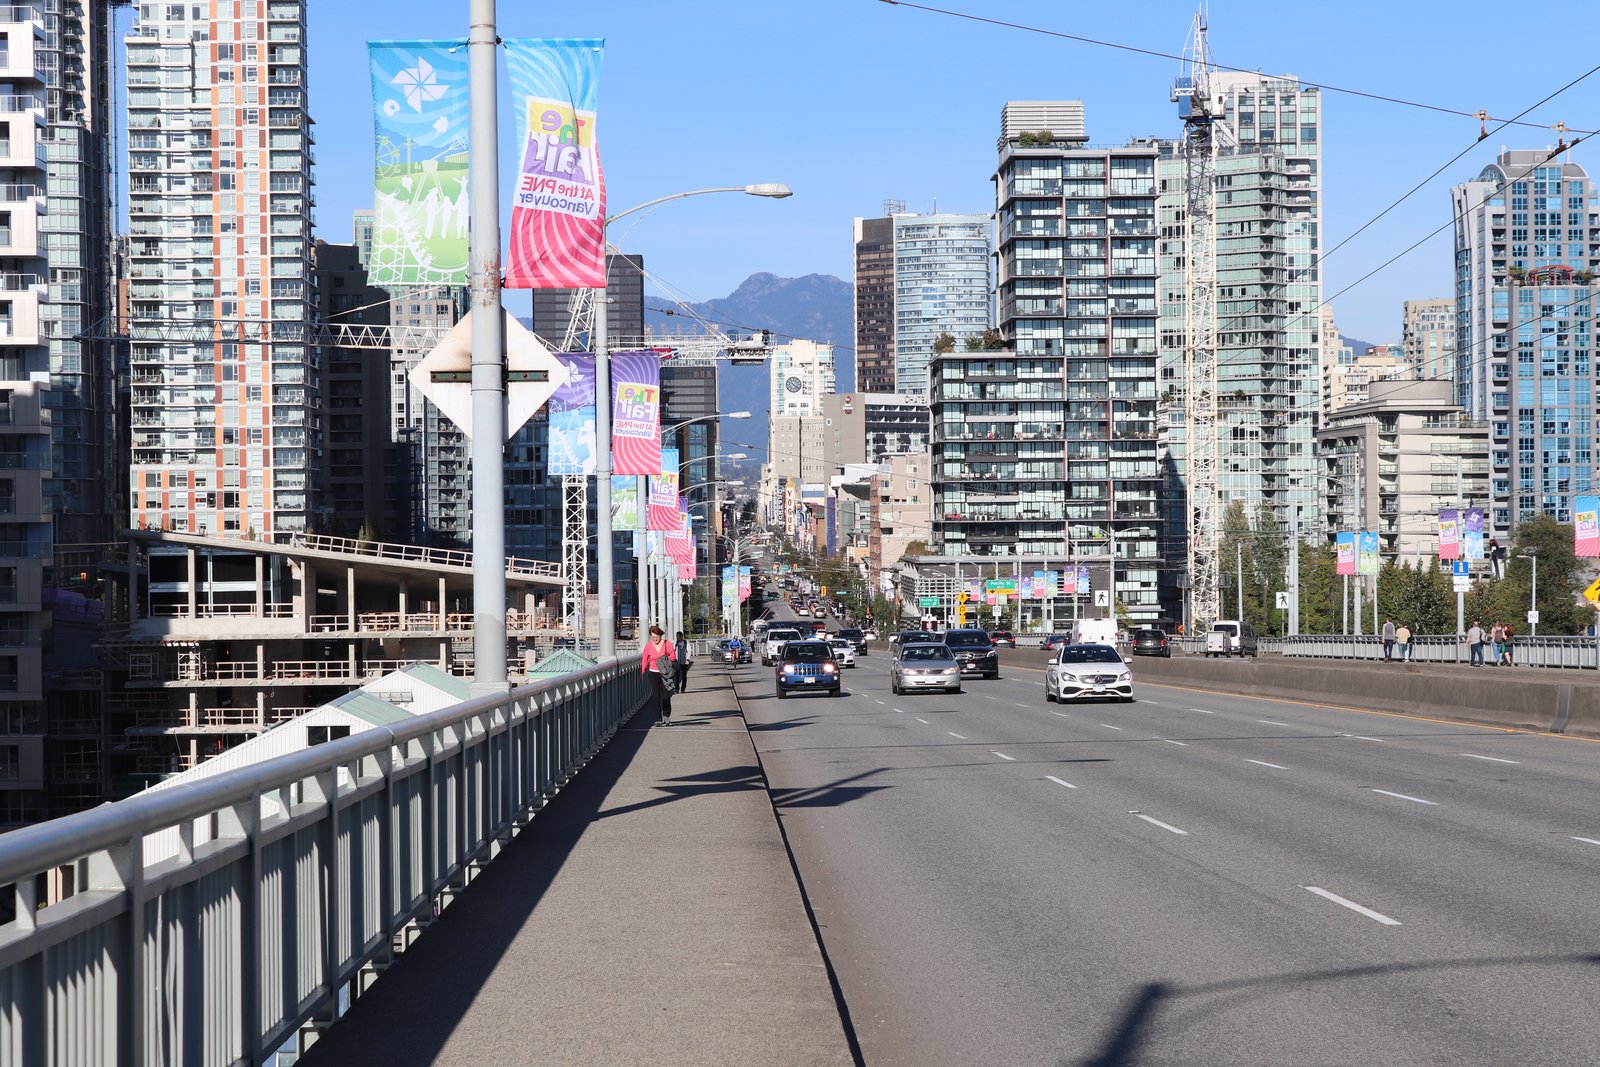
left=640, top=626, right=676, bottom=727
left=673, top=630, right=692, bottom=694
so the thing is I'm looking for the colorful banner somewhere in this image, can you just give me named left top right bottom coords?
left=1577, top=496, right=1600, bottom=558
left=367, top=41, right=471, bottom=286
left=610, top=351, right=661, bottom=476
left=648, top=447, right=680, bottom=531
left=1437, top=508, right=1460, bottom=561
left=1062, top=568, right=1077, bottom=596
left=1336, top=532, right=1356, bottom=576
left=1077, top=565, right=1091, bottom=593
left=1030, top=571, right=1048, bottom=599
left=1463, top=508, right=1485, bottom=561
left=1358, top=531, right=1379, bottom=576
left=547, top=353, right=596, bottom=475
left=610, top=475, right=637, bottom=531
left=503, top=38, right=607, bottom=288
left=739, top=565, right=752, bottom=601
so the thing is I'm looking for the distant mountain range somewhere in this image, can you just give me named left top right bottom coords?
left=1339, top=332, right=1385, bottom=354
left=645, top=272, right=855, bottom=481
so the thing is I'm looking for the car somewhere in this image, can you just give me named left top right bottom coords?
left=827, top=637, right=858, bottom=668
left=811, top=619, right=829, bottom=634
left=890, top=642, right=962, bottom=695
left=989, top=629, right=1017, bottom=648
left=890, top=629, right=929, bottom=647
left=1045, top=644, right=1133, bottom=703
left=942, top=628, right=1000, bottom=679
left=1130, top=628, right=1171, bottom=657
left=1041, top=633, right=1072, bottom=651
left=835, top=626, right=867, bottom=654
left=794, top=607, right=810, bottom=618
left=763, top=627, right=802, bottom=666
left=775, top=639, right=842, bottom=698
left=1206, top=619, right=1258, bottom=657
left=718, top=638, right=752, bottom=665
left=862, top=626, right=879, bottom=641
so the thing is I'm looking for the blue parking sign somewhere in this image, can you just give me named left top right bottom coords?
left=1451, top=561, right=1469, bottom=577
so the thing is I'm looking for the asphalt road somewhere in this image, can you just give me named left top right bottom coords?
left=734, top=613, right=1600, bottom=1065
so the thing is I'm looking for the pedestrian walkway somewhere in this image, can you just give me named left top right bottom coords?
left=300, top=666, right=853, bottom=1066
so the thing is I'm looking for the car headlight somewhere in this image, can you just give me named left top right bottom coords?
left=823, top=663, right=837, bottom=673
left=940, top=667, right=958, bottom=675
left=1117, top=671, right=1131, bottom=682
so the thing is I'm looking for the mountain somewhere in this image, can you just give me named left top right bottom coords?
left=1339, top=332, right=1384, bottom=355
left=646, top=273, right=855, bottom=482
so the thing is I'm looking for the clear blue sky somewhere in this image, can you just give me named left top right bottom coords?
left=308, top=0, right=1600, bottom=343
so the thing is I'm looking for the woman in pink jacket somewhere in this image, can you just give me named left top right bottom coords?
left=640, top=625, right=677, bottom=727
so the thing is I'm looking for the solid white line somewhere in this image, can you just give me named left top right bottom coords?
left=1573, top=836, right=1600, bottom=846
left=1187, top=708, right=1214, bottom=715
left=915, top=717, right=931, bottom=724
left=1100, top=723, right=1125, bottom=731
left=1044, top=775, right=1078, bottom=790
left=1343, top=733, right=1386, bottom=743
left=992, top=751, right=1017, bottom=761
left=1257, top=719, right=1292, bottom=727
left=1460, top=753, right=1520, bottom=765
left=1133, top=813, right=1189, bottom=836
left=1050, top=710, right=1071, bottom=718
left=948, top=732, right=967, bottom=740
left=1157, top=738, right=1189, bottom=746
left=1245, top=759, right=1288, bottom=770
left=1302, top=886, right=1402, bottom=926
left=1370, top=788, right=1438, bottom=806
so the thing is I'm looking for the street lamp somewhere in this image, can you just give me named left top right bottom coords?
left=595, top=191, right=790, bottom=659
left=1518, top=552, right=1538, bottom=635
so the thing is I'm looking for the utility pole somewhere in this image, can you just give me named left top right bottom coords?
left=467, top=0, right=507, bottom=690
left=1455, top=456, right=1465, bottom=639
left=1235, top=541, right=1244, bottom=623
left=1288, top=502, right=1300, bottom=635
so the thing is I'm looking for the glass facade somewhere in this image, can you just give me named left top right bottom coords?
left=892, top=213, right=992, bottom=396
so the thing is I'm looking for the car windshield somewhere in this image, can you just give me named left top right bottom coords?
left=1134, top=630, right=1163, bottom=640
left=769, top=630, right=800, bottom=641
left=1059, top=646, right=1123, bottom=664
left=785, top=643, right=833, bottom=661
left=943, top=631, right=993, bottom=648
left=837, top=629, right=862, bottom=639
left=901, top=644, right=955, bottom=662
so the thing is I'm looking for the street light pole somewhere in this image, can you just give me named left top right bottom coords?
left=467, top=0, right=507, bottom=689
left=1519, top=552, right=1538, bottom=635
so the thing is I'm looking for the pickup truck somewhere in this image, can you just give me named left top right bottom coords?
left=763, top=628, right=803, bottom=666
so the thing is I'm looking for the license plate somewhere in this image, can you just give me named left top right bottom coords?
left=1093, top=684, right=1105, bottom=693
left=804, top=678, right=816, bottom=684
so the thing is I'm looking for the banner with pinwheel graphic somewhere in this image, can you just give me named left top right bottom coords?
left=367, top=41, right=471, bottom=286
left=503, top=38, right=607, bottom=288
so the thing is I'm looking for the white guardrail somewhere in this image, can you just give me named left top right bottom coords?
left=0, top=658, right=646, bottom=1064
left=1172, top=633, right=1600, bottom=669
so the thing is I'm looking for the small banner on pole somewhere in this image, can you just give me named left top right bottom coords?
left=546, top=353, right=596, bottom=475
left=610, top=351, right=662, bottom=476
left=1463, top=508, right=1485, bottom=560
left=648, top=447, right=680, bottom=531
left=1576, top=496, right=1600, bottom=558
left=1437, top=508, right=1459, bottom=561
left=610, top=475, right=637, bottom=531
left=1336, top=532, right=1356, bottom=576
left=1357, top=531, right=1379, bottom=576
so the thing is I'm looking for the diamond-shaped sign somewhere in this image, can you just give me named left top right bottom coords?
left=409, top=310, right=569, bottom=440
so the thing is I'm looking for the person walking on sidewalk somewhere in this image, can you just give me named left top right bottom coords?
left=1395, top=622, right=1412, bottom=661
left=1489, top=622, right=1505, bottom=666
left=673, top=630, right=691, bottom=694
left=1500, top=624, right=1516, bottom=666
left=641, top=625, right=677, bottom=727
left=1465, top=620, right=1485, bottom=666
left=1381, top=618, right=1396, bottom=661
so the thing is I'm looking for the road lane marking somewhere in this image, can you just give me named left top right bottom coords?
left=1370, top=788, right=1438, bottom=806
left=948, top=732, right=967, bottom=740
left=1157, top=738, right=1189, bottom=746
left=1015, top=702, right=1030, bottom=709
left=1342, top=733, right=1386, bottom=743
left=1187, top=708, right=1214, bottom=715
left=1460, top=753, right=1520, bottom=764
left=1045, top=775, right=1078, bottom=789
left=1573, top=836, right=1600, bottom=846
left=1246, top=759, right=1288, bottom=770
left=893, top=708, right=905, bottom=713
left=1100, top=724, right=1125, bottom=731
left=992, top=751, right=1017, bottom=761
left=1257, top=719, right=1293, bottom=727
left=915, top=717, right=931, bottom=724
left=1132, top=813, right=1189, bottom=836
left=1051, top=710, right=1071, bottom=718
left=874, top=699, right=885, bottom=705
left=1302, top=886, right=1401, bottom=926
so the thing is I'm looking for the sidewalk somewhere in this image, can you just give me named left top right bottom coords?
left=300, top=665, right=854, bottom=1066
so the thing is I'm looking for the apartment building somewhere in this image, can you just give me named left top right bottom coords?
left=820, top=391, right=928, bottom=477
left=852, top=214, right=895, bottom=392
left=1323, top=344, right=1412, bottom=415
left=1403, top=297, right=1455, bottom=382
left=891, top=212, right=992, bottom=396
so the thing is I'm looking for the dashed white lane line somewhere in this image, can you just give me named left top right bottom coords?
left=948, top=731, right=967, bottom=740
left=893, top=707, right=905, bottom=713
left=1302, top=886, right=1401, bottom=926
left=1460, top=753, right=1520, bottom=765
left=1573, top=836, right=1600, bottom=846
left=1187, top=708, right=1214, bottom=715
left=1157, top=738, right=1189, bottom=746
left=1246, top=759, right=1289, bottom=770
left=1050, top=710, right=1071, bottom=718
left=915, top=717, right=931, bottom=724
left=1044, top=775, right=1078, bottom=790
left=1370, top=788, right=1438, bottom=806
left=1132, top=813, right=1189, bottom=836
left=1015, top=702, right=1030, bottom=709
left=992, top=751, right=1017, bottom=761
left=874, top=699, right=885, bottom=705
left=1100, top=723, right=1125, bottom=731
left=1257, top=719, right=1293, bottom=727
left=1343, top=733, right=1386, bottom=743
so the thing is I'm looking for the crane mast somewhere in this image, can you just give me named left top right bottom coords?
left=1172, top=13, right=1232, bottom=629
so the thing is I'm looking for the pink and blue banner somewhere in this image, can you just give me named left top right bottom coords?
left=1463, top=508, right=1485, bottom=561
left=648, top=447, right=680, bottom=532
left=610, top=351, right=661, bottom=476
left=1336, top=532, right=1356, bottom=576
left=1357, top=531, right=1380, bottom=576
left=1437, top=508, right=1459, bottom=561
left=504, top=38, right=607, bottom=289
left=1576, top=496, right=1600, bottom=558
left=546, top=353, right=596, bottom=475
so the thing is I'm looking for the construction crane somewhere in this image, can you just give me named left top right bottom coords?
left=1171, top=13, right=1234, bottom=630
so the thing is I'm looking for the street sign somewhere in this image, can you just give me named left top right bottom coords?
left=1453, top=577, right=1471, bottom=593
left=409, top=309, right=568, bottom=440
left=1527, top=610, right=1540, bottom=625
left=1093, top=590, right=1110, bottom=607
left=918, top=596, right=940, bottom=608
left=1585, top=575, right=1600, bottom=607
left=1275, top=591, right=1291, bottom=610
left=1451, top=561, right=1470, bottom=577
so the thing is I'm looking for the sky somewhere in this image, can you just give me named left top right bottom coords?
left=306, top=0, right=1600, bottom=344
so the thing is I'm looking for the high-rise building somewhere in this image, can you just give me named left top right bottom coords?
left=892, top=212, right=992, bottom=396
left=1452, top=150, right=1600, bottom=530
left=1403, top=298, right=1456, bottom=382
left=770, top=339, right=834, bottom=419
left=1158, top=72, right=1322, bottom=610
left=852, top=215, right=895, bottom=392
left=1323, top=344, right=1411, bottom=415
left=977, top=102, right=1162, bottom=622
left=126, top=0, right=319, bottom=536
left=384, top=281, right=468, bottom=546
left=821, top=391, right=929, bottom=476
left=314, top=241, right=389, bottom=537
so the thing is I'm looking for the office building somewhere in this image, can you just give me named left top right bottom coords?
left=1451, top=150, right=1600, bottom=530
left=314, top=241, right=389, bottom=537
left=853, top=213, right=895, bottom=392
left=125, top=0, right=320, bottom=535
left=892, top=212, right=992, bottom=396
left=821, top=391, right=928, bottom=476
left=1403, top=297, right=1455, bottom=382
left=385, top=283, right=468, bottom=545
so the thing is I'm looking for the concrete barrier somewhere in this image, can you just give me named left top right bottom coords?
left=1132, top=654, right=1600, bottom=739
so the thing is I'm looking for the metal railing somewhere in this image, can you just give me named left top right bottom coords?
left=1169, top=633, right=1600, bottom=670
left=0, top=658, right=645, bottom=1064
left=265, top=530, right=561, bottom=581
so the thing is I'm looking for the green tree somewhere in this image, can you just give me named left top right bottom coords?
left=1506, top=514, right=1588, bottom=633
left=1250, top=503, right=1287, bottom=634
left=1297, top=540, right=1341, bottom=633
left=1217, top=501, right=1253, bottom=622
left=1378, top=558, right=1453, bottom=634
left=932, top=331, right=957, bottom=355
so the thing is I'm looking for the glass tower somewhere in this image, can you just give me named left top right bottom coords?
left=892, top=212, right=992, bottom=396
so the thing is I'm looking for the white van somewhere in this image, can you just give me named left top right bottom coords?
left=1072, top=618, right=1119, bottom=648
left=1205, top=620, right=1257, bottom=657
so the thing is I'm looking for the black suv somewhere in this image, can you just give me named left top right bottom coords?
left=775, top=640, right=842, bottom=699
left=836, top=627, right=867, bottom=654
left=1131, top=628, right=1171, bottom=657
left=942, top=628, right=1000, bottom=679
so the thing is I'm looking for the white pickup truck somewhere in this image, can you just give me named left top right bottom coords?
left=763, top=628, right=803, bottom=666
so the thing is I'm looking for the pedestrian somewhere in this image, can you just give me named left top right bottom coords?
left=1489, top=622, right=1505, bottom=666
left=1465, top=619, right=1485, bottom=666
left=1501, top=624, right=1515, bottom=666
left=673, top=630, right=691, bottom=693
left=640, top=625, right=676, bottom=727
left=1395, top=622, right=1412, bottom=661
left=1381, top=617, right=1396, bottom=661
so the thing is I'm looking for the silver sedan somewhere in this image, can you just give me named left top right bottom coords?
left=891, top=642, right=961, bottom=695
left=1045, top=644, right=1133, bottom=703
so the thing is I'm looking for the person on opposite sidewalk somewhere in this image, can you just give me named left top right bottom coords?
left=1382, top=617, right=1396, bottom=661
left=1489, top=622, right=1505, bottom=666
left=640, top=625, right=676, bottom=727
left=1465, top=620, right=1485, bottom=666
left=673, top=630, right=691, bottom=693
left=1395, top=622, right=1412, bottom=661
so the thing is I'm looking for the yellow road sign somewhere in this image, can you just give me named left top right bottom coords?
left=1585, top=575, right=1600, bottom=607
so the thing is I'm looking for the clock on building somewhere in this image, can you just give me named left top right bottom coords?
left=785, top=376, right=803, bottom=394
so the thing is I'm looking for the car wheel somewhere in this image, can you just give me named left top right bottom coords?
left=829, top=688, right=840, bottom=698
left=777, top=689, right=787, bottom=700
left=953, top=686, right=963, bottom=695
left=1046, top=688, right=1057, bottom=703
left=1122, top=695, right=1135, bottom=703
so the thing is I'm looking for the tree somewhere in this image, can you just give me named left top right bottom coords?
left=932, top=331, right=957, bottom=355
left=1217, top=501, right=1253, bottom=622
left=1377, top=558, right=1453, bottom=635
left=1297, top=540, right=1341, bottom=633
left=963, top=328, right=1006, bottom=351
left=903, top=539, right=929, bottom=558
left=1250, top=503, right=1287, bottom=634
